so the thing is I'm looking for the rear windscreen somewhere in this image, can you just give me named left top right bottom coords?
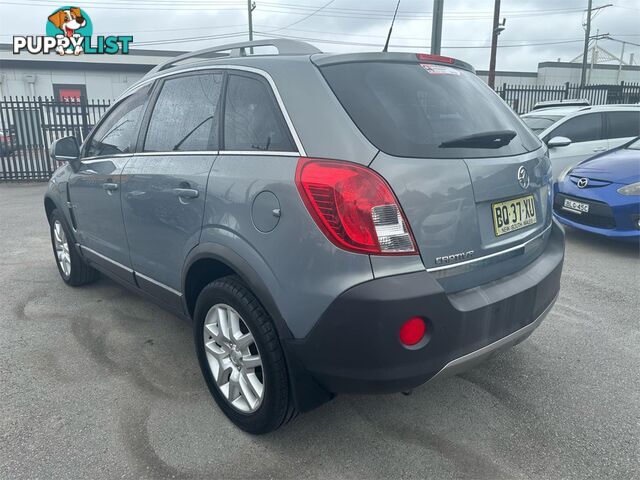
left=320, top=62, right=541, bottom=158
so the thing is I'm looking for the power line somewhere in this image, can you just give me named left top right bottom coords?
left=133, top=31, right=248, bottom=47
left=253, top=30, right=586, bottom=49
left=0, top=0, right=591, bottom=15
left=2, top=0, right=589, bottom=19
left=265, top=0, right=337, bottom=33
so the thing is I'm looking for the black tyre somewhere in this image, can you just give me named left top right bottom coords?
left=194, top=275, right=296, bottom=434
left=49, top=209, right=98, bottom=286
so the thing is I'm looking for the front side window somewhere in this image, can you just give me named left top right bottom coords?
left=144, top=73, right=223, bottom=152
left=605, top=111, right=640, bottom=139
left=84, top=85, right=150, bottom=158
left=549, top=113, right=603, bottom=143
left=223, top=73, right=295, bottom=152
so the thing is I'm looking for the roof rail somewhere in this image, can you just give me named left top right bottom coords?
left=147, top=39, right=322, bottom=75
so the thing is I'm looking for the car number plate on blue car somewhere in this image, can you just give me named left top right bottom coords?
left=563, top=198, right=590, bottom=214
left=492, top=195, right=537, bottom=236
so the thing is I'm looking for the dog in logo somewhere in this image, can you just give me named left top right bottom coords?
left=47, top=7, right=86, bottom=56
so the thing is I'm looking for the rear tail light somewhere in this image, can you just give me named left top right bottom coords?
left=295, top=157, right=417, bottom=255
left=416, top=53, right=455, bottom=64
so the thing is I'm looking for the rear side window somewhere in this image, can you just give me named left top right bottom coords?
left=84, top=85, right=150, bottom=158
left=223, top=73, right=295, bottom=152
left=605, top=111, right=640, bottom=139
left=320, top=62, right=540, bottom=159
left=144, top=72, right=223, bottom=152
left=549, top=113, right=603, bottom=143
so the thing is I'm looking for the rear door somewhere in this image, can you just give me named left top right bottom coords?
left=121, top=71, right=223, bottom=309
left=545, top=112, right=606, bottom=176
left=604, top=110, right=640, bottom=150
left=69, top=85, right=151, bottom=282
left=320, top=59, right=550, bottom=292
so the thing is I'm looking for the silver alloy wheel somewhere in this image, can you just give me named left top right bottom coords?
left=53, top=220, right=71, bottom=277
left=203, top=303, right=265, bottom=413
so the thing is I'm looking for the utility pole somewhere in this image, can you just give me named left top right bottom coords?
left=580, top=0, right=593, bottom=87
left=487, top=0, right=502, bottom=89
left=430, top=0, right=444, bottom=55
left=247, top=1, right=256, bottom=52
left=616, top=41, right=626, bottom=83
left=588, top=29, right=599, bottom=84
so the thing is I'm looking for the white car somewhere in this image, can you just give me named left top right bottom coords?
left=522, top=105, right=640, bottom=178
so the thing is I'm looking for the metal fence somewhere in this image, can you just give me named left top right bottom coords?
left=497, top=81, right=640, bottom=114
left=0, top=97, right=111, bottom=181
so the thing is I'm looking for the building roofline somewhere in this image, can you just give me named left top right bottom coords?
left=0, top=58, right=154, bottom=72
left=476, top=70, right=538, bottom=78
left=0, top=42, right=186, bottom=57
left=538, top=60, right=640, bottom=72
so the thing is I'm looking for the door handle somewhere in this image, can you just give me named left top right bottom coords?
left=173, top=188, right=199, bottom=199
left=103, top=182, right=119, bottom=192
left=593, top=147, right=607, bottom=152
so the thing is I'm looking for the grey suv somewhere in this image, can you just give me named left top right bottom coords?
left=44, top=40, right=564, bottom=433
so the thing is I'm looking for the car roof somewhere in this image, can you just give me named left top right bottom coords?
left=522, top=106, right=582, bottom=117
left=532, top=99, right=590, bottom=110
left=525, top=104, right=640, bottom=117
left=576, top=104, right=640, bottom=111
left=310, top=51, right=474, bottom=72
left=122, top=39, right=476, bottom=99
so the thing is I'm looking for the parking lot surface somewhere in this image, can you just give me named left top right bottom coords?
left=1, top=183, right=638, bottom=479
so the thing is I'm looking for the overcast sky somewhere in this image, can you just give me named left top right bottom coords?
left=1, top=0, right=638, bottom=71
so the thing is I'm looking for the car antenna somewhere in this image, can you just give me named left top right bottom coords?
left=382, top=0, right=401, bottom=52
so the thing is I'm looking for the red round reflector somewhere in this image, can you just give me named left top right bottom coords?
left=399, top=317, right=426, bottom=346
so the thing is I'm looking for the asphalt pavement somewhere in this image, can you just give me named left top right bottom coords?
left=1, top=183, right=638, bottom=479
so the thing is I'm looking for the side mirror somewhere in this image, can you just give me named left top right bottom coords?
left=547, top=136, right=572, bottom=148
left=50, top=135, right=80, bottom=164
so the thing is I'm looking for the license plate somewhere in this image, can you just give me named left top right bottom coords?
left=563, top=198, right=589, bottom=214
left=492, top=195, right=537, bottom=236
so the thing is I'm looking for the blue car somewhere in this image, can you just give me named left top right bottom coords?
left=554, top=137, right=640, bottom=241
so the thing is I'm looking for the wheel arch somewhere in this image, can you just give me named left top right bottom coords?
left=181, top=243, right=293, bottom=340
left=44, top=195, right=58, bottom=222
left=182, top=242, right=332, bottom=412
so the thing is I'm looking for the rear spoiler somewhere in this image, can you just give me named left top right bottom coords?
left=311, top=52, right=475, bottom=74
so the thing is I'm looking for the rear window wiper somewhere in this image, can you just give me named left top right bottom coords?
left=439, top=130, right=517, bottom=149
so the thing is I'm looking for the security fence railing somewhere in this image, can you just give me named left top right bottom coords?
left=0, top=97, right=111, bottom=181
left=496, top=81, right=640, bottom=115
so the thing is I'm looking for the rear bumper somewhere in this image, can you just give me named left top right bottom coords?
left=429, top=293, right=556, bottom=382
left=284, top=221, right=564, bottom=395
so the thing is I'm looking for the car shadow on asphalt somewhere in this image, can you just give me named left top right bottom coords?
left=563, top=226, right=639, bottom=259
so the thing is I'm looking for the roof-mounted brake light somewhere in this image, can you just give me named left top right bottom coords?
left=416, top=53, right=454, bottom=64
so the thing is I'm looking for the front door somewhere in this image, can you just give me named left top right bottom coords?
left=68, top=85, right=151, bottom=281
left=121, top=72, right=223, bottom=308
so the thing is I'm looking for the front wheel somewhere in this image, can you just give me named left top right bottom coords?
left=49, top=209, right=98, bottom=286
left=194, top=275, right=296, bottom=434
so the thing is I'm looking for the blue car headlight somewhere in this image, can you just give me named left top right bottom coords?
left=617, top=182, right=640, bottom=196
